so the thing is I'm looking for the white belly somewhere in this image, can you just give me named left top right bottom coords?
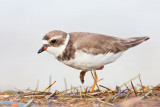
left=62, top=51, right=124, bottom=71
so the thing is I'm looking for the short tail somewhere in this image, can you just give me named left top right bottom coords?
left=122, top=36, right=150, bottom=48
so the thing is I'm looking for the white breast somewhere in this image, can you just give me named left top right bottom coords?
left=62, top=50, right=124, bottom=71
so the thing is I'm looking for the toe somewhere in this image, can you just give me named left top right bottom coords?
left=80, top=71, right=87, bottom=84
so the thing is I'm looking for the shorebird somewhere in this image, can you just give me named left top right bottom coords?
left=38, top=30, right=149, bottom=92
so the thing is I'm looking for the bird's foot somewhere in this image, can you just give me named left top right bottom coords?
left=80, top=71, right=87, bottom=84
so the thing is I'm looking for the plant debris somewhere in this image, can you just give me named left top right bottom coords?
left=0, top=74, right=160, bottom=107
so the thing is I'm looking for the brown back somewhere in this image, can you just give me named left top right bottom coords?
left=69, top=32, right=149, bottom=55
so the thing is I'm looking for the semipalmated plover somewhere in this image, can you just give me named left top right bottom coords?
left=38, top=30, right=149, bottom=92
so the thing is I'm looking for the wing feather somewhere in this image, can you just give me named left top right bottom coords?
left=69, top=32, right=149, bottom=55
left=70, top=32, right=128, bottom=55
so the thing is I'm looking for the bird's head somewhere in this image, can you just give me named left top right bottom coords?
left=38, top=30, right=69, bottom=57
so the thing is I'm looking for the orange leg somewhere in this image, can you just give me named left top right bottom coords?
left=90, top=71, right=98, bottom=92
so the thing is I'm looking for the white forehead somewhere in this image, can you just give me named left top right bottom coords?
left=43, top=40, right=48, bottom=44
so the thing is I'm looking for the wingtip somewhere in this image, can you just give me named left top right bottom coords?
left=144, top=36, right=150, bottom=41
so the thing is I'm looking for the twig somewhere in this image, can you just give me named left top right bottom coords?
left=36, top=80, right=39, bottom=92
left=48, top=75, right=52, bottom=92
left=42, top=81, right=56, bottom=92
left=86, top=94, right=114, bottom=106
left=71, top=85, right=73, bottom=93
left=131, top=81, right=137, bottom=97
left=111, top=86, right=127, bottom=100
left=141, top=90, right=152, bottom=99
left=153, top=84, right=160, bottom=90
left=64, top=78, right=67, bottom=91
left=80, top=85, right=83, bottom=93
left=97, top=78, right=104, bottom=82
left=46, top=90, right=57, bottom=99
left=139, top=76, right=144, bottom=93
left=120, top=74, right=141, bottom=88
left=24, top=99, right=33, bottom=107
left=73, top=88, right=76, bottom=95
left=99, top=85, right=111, bottom=91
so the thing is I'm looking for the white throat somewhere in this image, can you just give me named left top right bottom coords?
left=46, top=33, right=70, bottom=57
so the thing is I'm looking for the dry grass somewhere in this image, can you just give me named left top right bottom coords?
left=0, top=74, right=160, bottom=107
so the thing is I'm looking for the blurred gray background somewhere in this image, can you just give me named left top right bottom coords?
left=0, top=0, right=160, bottom=91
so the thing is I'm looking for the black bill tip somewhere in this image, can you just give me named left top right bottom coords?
left=38, top=46, right=45, bottom=54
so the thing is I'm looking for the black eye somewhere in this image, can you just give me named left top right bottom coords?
left=51, top=39, right=57, bottom=44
